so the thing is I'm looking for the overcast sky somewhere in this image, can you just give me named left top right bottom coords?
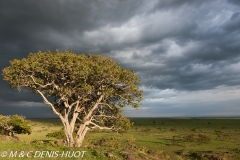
left=0, top=0, right=240, bottom=118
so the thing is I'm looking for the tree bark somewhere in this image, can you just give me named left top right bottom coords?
left=64, top=129, right=74, bottom=147
left=61, top=118, right=74, bottom=147
left=36, top=89, right=107, bottom=147
left=74, top=123, right=89, bottom=147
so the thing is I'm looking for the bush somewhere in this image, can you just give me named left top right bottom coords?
left=46, top=128, right=65, bottom=139
left=197, top=134, right=211, bottom=143
left=0, top=114, right=32, bottom=136
left=183, top=134, right=194, bottom=142
left=46, top=127, right=78, bottom=140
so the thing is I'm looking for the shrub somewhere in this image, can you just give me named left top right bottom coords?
left=183, top=134, right=194, bottom=142
left=46, top=128, right=65, bottom=139
left=197, top=134, right=210, bottom=143
left=0, top=114, right=32, bottom=136
left=46, top=127, right=77, bottom=139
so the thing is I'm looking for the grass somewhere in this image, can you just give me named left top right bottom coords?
left=1, top=118, right=240, bottom=159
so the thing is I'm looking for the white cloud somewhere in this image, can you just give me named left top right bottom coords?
left=125, top=85, right=240, bottom=117
left=5, top=101, right=46, bottom=108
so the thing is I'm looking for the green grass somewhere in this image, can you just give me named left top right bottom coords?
left=1, top=118, right=240, bottom=159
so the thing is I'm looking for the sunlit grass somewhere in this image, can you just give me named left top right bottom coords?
left=1, top=118, right=240, bottom=159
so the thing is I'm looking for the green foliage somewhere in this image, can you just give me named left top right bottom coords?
left=2, top=50, right=142, bottom=122
left=8, top=115, right=32, bottom=135
left=46, top=128, right=65, bottom=139
left=114, top=115, right=133, bottom=133
left=46, top=127, right=76, bottom=139
left=0, top=115, right=10, bottom=135
left=2, top=50, right=143, bottom=147
left=2, top=50, right=143, bottom=109
left=0, top=115, right=31, bottom=136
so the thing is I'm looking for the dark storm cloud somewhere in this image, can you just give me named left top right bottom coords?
left=0, top=0, right=240, bottom=117
left=228, top=0, right=240, bottom=5
left=0, top=0, right=143, bottom=55
left=0, top=104, right=56, bottom=118
left=0, top=0, right=146, bottom=117
left=113, top=0, right=240, bottom=91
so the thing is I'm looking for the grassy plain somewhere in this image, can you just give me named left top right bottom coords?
left=0, top=118, right=240, bottom=159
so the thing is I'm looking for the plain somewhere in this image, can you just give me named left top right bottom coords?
left=0, top=118, right=240, bottom=160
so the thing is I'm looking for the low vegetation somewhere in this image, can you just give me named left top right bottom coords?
left=0, top=115, right=31, bottom=137
left=1, top=118, right=240, bottom=159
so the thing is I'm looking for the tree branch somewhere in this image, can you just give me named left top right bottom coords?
left=29, top=75, right=53, bottom=88
left=36, top=90, right=63, bottom=120
left=85, top=94, right=104, bottom=120
left=69, top=101, right=81, bottom=128
left=93, top=115, right=117, bottom=119
left=98, top=103, right=113, bottom=109
left=88, top=121, right=114, bottom=130
left=115, top=94, right=128, bottom=101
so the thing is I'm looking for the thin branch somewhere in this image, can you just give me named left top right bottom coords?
left=115, top=94, right=128, bottom=101
left=69, top=101, right=81, bottom=127
left=36, top=90, right=63, bottom=120
left=69, top=100, right=80, bottom=109
left=98, top=103, right=113, bottom=109
left=29, top=75, right=53, bottom=88
left=88, top=121, right=114, bottom=130
left=93, top=115, right=117, bottom=119
left=76, top=117, right=83, bottom=123
left=85, top=94, right=104, bottom=120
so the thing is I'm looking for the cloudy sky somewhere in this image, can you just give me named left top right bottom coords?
left=0, top=0, right=240, bottom=118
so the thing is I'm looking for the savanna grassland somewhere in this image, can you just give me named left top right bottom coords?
left=0, top=118, right=240, bottom=160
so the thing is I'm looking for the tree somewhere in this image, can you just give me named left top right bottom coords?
left=0, top=115, right=32, bottom=137
left=2, top=50, right=143, bottom=147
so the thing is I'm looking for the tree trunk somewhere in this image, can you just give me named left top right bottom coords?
left=62, top=118, right=75, bottom=147
left=74, top=123, right=89, bottom=147
left=74, top=135, right=85, bottom=147
left=65, top=132, right=74, bottom=147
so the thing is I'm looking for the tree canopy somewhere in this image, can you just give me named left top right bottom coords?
left=2, top=50, right=143, bottom=147
left=0, top=115, right=32, bottom=137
